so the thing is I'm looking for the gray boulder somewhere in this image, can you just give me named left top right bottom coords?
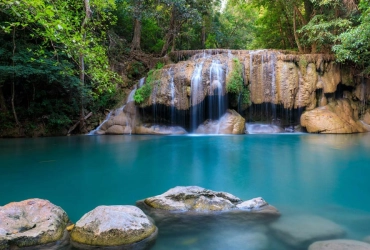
left=0, top=199, right=69, bottom=250
left=270, top=214, right=346, bottom=249
left=309, top=239, right=370, bottom=250
left=138, top=186, right=279, bottom=217
left=70, top=205, right=157, bottom=249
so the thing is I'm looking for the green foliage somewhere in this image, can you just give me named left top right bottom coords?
left=208, top=1, right=257, bottom=49
left=156, top=62, right=165, bottom=69
left=227, top=58, right=250, bottom=105
left=134, top=69, right=156, bottom=104
left=333, top=0, right=370, bottom=74
left=227, top=59, right=244, bottom=94
left=298, top=15, right=351, bottom=52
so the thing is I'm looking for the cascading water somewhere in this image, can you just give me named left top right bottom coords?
left=88, top=86, right=137, bottom=135
left=190, top=61, right=205, bottom=131
left=209, top=59, right=226, bottom=120
left=168, top=68, right=176, bottom=124
left=138, top=77, right=145, bottom=88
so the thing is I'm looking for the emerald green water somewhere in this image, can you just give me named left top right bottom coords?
left=1, top=134, right=370, bottom=249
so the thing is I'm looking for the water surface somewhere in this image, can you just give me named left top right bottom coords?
left=1, top=134, right=370, bottom=249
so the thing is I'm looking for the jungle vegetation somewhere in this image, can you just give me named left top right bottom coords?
left=0, top=0, right=369, bottom=136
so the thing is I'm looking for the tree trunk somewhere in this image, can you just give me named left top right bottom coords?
left=293, top=9, right=303, bottom=53
left=131, top=18, right=142, bottom=51
left=304, top=0, right=314, bottom=22
left=171, top=34, right=176, bottom=52
left=11, top=26, right=20, bottom=126
left=0, top=85, right=7, bottom=113
left=79, top=0, right=92, bottom=133
left=161, top=7, right=176, bottom=56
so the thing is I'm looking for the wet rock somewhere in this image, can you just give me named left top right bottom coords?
left=135, top=124, right=187, bottom=135
left=301, top=99, right=368, bottom=133
left=319, top=62, right=341, bottom=93
left=0, top=198, right=69, bottom=249
left=354, top=81, right=370, bottom=102
left=308, top=239, right=370, bottom=250
left=196, top=109, right=245, bottom=134
left=363, top=110, right=370, bottom=125
left=70, top=205, right=157, bottom=248
left=138, top=186, right=280, bottom=217
left=270, top=214, right=346, bottom=249
left=246, top=123, right=284, bottom=134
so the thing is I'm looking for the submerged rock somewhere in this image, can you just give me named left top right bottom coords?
left=270, top=214, right=346, bottom=249
left=70, top=205, right=157, bottom=249
left=0, top=199, right=69, bottom=250
left=301, top=99, right=369, bottom=133
left=308, top=239, right=370, bottom=250
left=138, top=186, right=279, bottom=217
left=195, top=109, right=245, bottom=134
left=135, top=124, right=187, bottom=135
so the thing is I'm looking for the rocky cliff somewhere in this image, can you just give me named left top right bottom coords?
left=91, top=49, right=370, bottom=134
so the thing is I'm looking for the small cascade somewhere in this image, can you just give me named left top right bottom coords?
left=138, top=77, right=145, bottom=88
left=168, top=68, right=176, bottom=124
left=88, top=86, right=137, bottom=135
left=209, top=59, right=226, bottom=120
left=190, top=61, right=205, bottom=131
left=88, top=111, right=114, bottom=135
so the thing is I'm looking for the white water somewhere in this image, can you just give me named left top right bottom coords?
left=209, top=59, right=226, bottom=119
left=138, top=77, right=145, bottom=88
left=191, top=61, right=205, bottom=131
left=88, top=87, right=137, bottom=135
left=168, top=68, right=176, bottom=124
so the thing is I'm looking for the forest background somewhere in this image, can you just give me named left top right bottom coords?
left=0, top=0, right=369, bottom=137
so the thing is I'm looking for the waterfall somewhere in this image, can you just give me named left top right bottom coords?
left=168, top=68, right=176, bottom=124
left=270, top=52, right=277, bottom=121
left=88, top=111, right=114, bottom=135
left=209, top=59, right=226, bottom=120
left=138, top=77, right=145, bottom=88
left=88, top=87, right=137, bottom=135
left=190, top=61, right=205, bottom=131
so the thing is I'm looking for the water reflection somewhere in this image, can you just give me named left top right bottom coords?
left=1, top=134, right=370, bottom=249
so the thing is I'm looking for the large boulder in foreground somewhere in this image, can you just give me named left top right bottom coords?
left=0, top=199, right=69, bottom=250
left=196, top=110, right=245, bottom=134
left=301, top=99, right=369, bottom=133
left=270, top=214, right=346, bottom=249
left=309, top=239, right=370, bottom=250
left=138, top=186, right=279, bottom=217
left=70, top=205, right=157, bottom=249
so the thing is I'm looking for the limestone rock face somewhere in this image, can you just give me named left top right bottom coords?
left=363, top=110, right=370, bottom=125
left=195, top=109, right=245, bottom=134
left=140, top=186, right=279, bottom=216
left=135, top=124, right=187, bottom=135
left=0, top=199, right=69, bottom=249
left=354, top=80, right=370, bottom=101
left=70, top=205, right=157, bottom=248
left=270, top=215, right=346, bottom=249
left=301, top=99, right=368, bottom=133
left=308, top=239, right=370, bottom=250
